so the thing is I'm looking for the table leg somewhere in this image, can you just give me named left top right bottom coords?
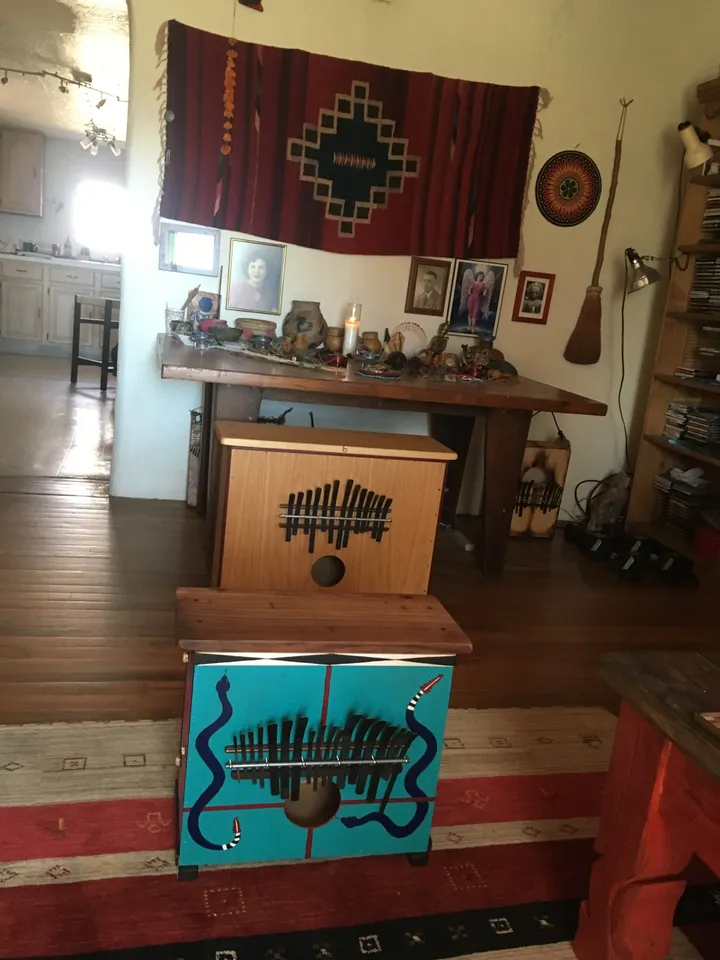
left=573, top=703, right=693, bottom=960
left=428, top=414, right=475, bottom=526
left=479, top=408, right=531, bottom=576
left=204, top=384, right=262, bottom=540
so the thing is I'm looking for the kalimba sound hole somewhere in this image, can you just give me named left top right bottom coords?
left=311, top=555, right=346, bottom=587
left=284, top=781, right=341, bottom=827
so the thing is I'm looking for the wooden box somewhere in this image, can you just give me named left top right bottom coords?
left=211, top=422, right=456, bottom=594
left=176, top=588, right=472, bottom=875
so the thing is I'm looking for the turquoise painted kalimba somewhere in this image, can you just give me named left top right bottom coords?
left=175, top=589, right=471, bottom=877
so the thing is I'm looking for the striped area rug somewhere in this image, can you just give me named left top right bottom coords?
left=0, top=708, right=716, bottom=959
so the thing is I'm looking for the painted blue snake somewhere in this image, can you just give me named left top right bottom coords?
left=341, top=674, right=443, bottom=838
left=187, top=675, right=242, bottom=851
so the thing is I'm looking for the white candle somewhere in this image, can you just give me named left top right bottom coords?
left=342, top=303, right=362, bottom=356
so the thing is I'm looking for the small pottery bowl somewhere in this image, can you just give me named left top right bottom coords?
left=213, top=326, right=241, bottom=343
left=251, top=335, right=273, bottom=350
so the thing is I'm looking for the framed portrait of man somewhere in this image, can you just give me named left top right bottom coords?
left=226, top=238, right=287, bottom=315
left=404, top=257, right=452, bottom=317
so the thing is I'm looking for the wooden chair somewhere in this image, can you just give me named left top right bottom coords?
left=70, top=295, right=120, bottom=392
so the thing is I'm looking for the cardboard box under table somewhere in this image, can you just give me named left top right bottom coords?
left=175, top=588, right=472, bottom=878
left=211, top=422, right=456, bottom=594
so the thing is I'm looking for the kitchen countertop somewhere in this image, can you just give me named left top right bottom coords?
left=0, top=252, right=121, bottom=273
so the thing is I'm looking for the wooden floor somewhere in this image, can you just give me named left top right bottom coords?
left=0, top=478, right=716, bottom=724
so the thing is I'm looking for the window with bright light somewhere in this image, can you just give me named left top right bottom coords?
left=73, top=181, right=128, bottom=254
left=158, top=220, right=220, bottom=276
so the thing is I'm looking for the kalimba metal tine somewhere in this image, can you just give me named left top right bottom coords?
left=280, top=719, right=293, bottom=800
left=306, top=729, right=315, bottom=784
left=323, top=724, right=339, bottom=786
left=248, top=730, right=256, bottom=785
left=308, top=487, right=322, bottom=554
left=328, top=480, right=339, bottom=544
left=304, top=489, right=312, bottom=535
left=257, top=724, right=264, bottom=788
left=336, top=714, right=361, bottom=790
left=381, top=726, right=406, bottom=780
left=314, top=723, right=326, bottom=790
left=239, top=732, right=247, bottom=765
left=267, top=721, right=279, bottom=796
left=347, top=715, right=373, bottom=787
left=354, top=487, right=368, bottom=534
left=362, top=491, right=377, bottom=533
left=342, top=484, right=361, bottom=549
left=285, top=493, right=294, bottom=541
left=377, top=497, right=393, bottom=543
left=294, top=491, right=304, bottom=537
left=357, top=719, right=386, bottom=797
left=320, top=483, right=330, bottom=533
left=335, top=479, right=353, bottom=551
left=367, top=723, right=396, bottom=802
left=291, top=717, right=308, bottom=801
left=371, top=495, right=386, bottom=540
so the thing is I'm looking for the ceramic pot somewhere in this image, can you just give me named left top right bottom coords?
left=281, top=300, right=328, bottom=348
left=361, top=331, right=382, bottom=355
left=325, top=326, right=344, bottom=353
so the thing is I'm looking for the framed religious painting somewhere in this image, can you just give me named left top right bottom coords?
left=226, top=238, right=286, bottom=315
left=404, top=257, right=452, bottom=317
left=447, top=260, right=509, bottom=340
left=511, top=271, right=556, bottom=325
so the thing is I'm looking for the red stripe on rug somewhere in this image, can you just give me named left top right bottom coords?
left=0, top=839, right=596, bottom=958
left=0, top=770, right=605, bottom=863
left=434, top=771, right=606, bottom=826
left=0, top=799, right=175, bottom=862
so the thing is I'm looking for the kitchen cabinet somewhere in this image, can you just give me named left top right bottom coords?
left=0, top=130, right=44, bottom=216
left=0, top=256, right=121, bottom=353
left=1, top=282, right=43, bottom=341
left=47, top=286, right=95, bottom=346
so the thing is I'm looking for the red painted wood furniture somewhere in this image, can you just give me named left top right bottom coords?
left=574, top=650, right=720, bottom=960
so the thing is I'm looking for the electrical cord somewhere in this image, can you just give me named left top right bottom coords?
left=619, top=259, right=631, bottom=474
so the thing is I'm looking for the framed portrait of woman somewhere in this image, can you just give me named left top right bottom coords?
left=226, top=238, right=287, bottom=315
left=447, top=259, right=509, bottom=340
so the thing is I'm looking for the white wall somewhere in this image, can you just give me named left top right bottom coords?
left=115, top=0, right=720, bottom=502
left=0, top=137, right=126, bottom=259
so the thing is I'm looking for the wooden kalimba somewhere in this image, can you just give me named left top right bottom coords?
left=211, top=422, right=456, bottom=594
left=175, top=588, right=472, bottom=877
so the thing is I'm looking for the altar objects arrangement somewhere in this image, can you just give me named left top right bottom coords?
left=175, top=589, right=472, bottom=877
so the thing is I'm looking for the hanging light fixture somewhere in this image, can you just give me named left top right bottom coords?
left=79, top=133, right=93, bottom=150
left=1, top=71, right=8, bottom=86
left=89, top=140, right=99, bottom=156
left=108, top=139, right=122, bottom=157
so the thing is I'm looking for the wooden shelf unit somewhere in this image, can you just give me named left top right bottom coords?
left=654, top=373, right=720, bottom=396
left=626, top=75, right=720, bottom=572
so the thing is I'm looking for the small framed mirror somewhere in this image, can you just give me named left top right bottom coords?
left=158, top=220, right=220, bottom=276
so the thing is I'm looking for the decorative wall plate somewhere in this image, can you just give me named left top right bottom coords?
left=535, top=151, right=602, bottom=227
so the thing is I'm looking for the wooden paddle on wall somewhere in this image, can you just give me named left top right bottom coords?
left=564, top=99, right=633, bottom=365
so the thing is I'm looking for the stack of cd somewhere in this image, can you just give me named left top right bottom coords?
left=685, top=407, right=720, bottom=445
left=701, top=190, right=720, bottom=241
left=689, top=255, right=720, bottom=314
left=664, top=401, right=691, bottom=440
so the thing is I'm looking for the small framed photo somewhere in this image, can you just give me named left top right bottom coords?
left=447, top=260, right=509, bottom=339
left=404, top=257, right=452, bottom=317
left=512, top=271, right=555, bottom=325
left=226, top=238, right=286, bottom=314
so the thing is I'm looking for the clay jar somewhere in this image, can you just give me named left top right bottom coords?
left=361, top=330, right=382, bottom=355
left=325, top=326, right=344, bottom=353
